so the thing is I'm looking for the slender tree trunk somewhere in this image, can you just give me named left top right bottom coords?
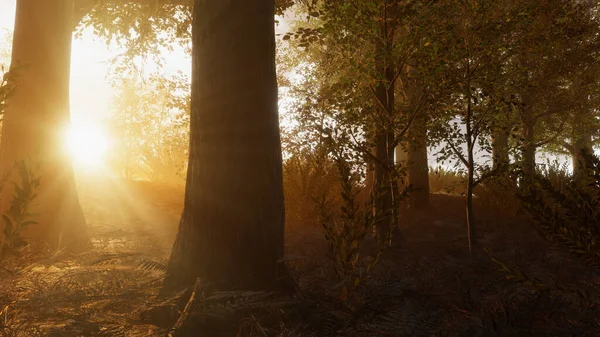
left=464, top=60, right=476, bottom=255
left=364, top=145, right=376, bottom=208
left=394, top=142, right=408, bottom=217
left=466, top=159, right=475, bottom=253
left=373, top=128, right=394, bottom=242
left=162, top=0, right=285, bottom=292
left=0, top=0, right=87, bottom=253
left=372, top=4, right=396, bottom=244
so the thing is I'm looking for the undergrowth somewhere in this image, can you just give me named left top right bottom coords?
left=428, top=165, right=465, bottom=195
left=0, top=160, right=42, bottom=260
left=517, top=150, right=600, bottom=266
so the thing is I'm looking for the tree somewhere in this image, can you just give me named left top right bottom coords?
left=0, top=30, right=11, bottom=68
left=282, top=1, right=433, bottom=241
left=501, top=0, right=598, bottom=185
left=162, top=0, right=286, bottom=291
left=424, top=0, right=532, bottom=253
left=0, top=0, right=87, bottom=252
left=108, top=72, right=190, bottom=182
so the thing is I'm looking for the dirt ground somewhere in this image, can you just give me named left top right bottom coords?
left=0, top=177, right=599, bottom=336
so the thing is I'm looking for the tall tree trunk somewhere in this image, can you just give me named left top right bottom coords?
left=491, top=126, right=509, bottom=171
left=571, top=119, right=593, bottom=184
left=372, top=4, right=396, bottom=244
left=363, top=144, right=376, bottom=210
left=395, top=143, right=408, bottom=166
left=400, top=57, right=429, bottom=210
left=519, top=92, right=536, bottom=186
left=465, top=64, right=476, bottom=255
left=373, top=126, right=394, bottom=242
left=521, top=110, right=536, bottom=186
left=407, top=113, right=429, bottom=209
left=0, top=0, right=87, bottom=253
left=162, top=0, right=285, bottom=292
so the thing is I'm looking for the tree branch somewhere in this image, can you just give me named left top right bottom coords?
left=562, top=141, right=575, bottom=154
left=391, top=99, right=425, bottom=149
left=533, top=119, right=567, bottom=148
left=442, top=135, right=469, bottom=167
left=73, top=0, right=191, bottom=30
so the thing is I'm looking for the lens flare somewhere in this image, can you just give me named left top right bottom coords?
left=66, top=122, right=109, bottom=167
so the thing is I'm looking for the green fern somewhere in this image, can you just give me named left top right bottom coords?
left=137, top=258, right=168, bottom=273
left=517, top=150, right=600, bottom=266
left=1, top=160, right=41, bottom=258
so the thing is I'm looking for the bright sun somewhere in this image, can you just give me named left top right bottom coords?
left=66, top=122, right=109, bottom=167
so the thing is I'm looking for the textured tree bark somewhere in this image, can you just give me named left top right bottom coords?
left=406, top=114, right=429, bottom=209
left=162, top=0, right=286, bottom=292
left=373, top=71, right=395, bottom=241
left=571, top=116, right=593, bottom=184
left=397, top=56, right=429, bottom=210
left=363, top=145, right=376, bottom=214
left=491, top=127, right=509, bottom=171
left=519, top=92, right=536, bottom=186
left=572, top=134, right=592, bottom=181
left=521, top=112, right=536, bottom=186
left=0, top=0, right=88, bottom=252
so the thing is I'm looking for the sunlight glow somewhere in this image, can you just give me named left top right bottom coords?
left=66, top=122, right=109, bottom=167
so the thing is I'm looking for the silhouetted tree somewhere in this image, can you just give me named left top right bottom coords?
left=162, top=0, right=286, bottom=292
left=0, top=0, right=87, bottom=251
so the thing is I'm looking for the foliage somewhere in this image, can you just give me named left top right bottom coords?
left=473, top=174, right=520, bottom=217
left=485, top=247, right=600, bottom=309
left=1, top=160, right=41, bottom=258
left=0, top=29, right=10, bottom=69
left=77, top=0, right=309, bottom=80
left=316, top=131, right=402, bottom=302
left=107, top=71, right=190, bottom=182
left=517, top=150, right=600, bottom=266
left=0, top=68, right=16, bottom=117
left=282, top=145, right=341, bottom=228
left=428, top=166, right=465, bottom=195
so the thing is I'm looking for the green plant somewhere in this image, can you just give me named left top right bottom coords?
left=1, top=160, right=41, bottom=257
left=485, top=247, right=600, bottom=307
left=428, top=165, right=466, bottom=195
left=473, top=174, right=520, bottom=217
left=0, top=67, right=16, bottom=116
left=316, top=133, right=405, bottom=302
left=282, top=145, right=342, bottom=228
left=517, top=150, right=600, bottom=266
left=107, top=72, right=190, bottom=182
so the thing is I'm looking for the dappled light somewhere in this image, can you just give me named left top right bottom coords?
left=0, top=0, right=600, bottom=336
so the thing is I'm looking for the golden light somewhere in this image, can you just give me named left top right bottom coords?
left=66, top=122, right=109, bottom=167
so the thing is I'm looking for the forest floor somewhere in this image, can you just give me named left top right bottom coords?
left=0, top=177, right=599, bottom=336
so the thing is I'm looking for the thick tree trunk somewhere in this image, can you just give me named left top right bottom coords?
left=0, top=0, right=87, bottom=253
left=520, top=102, right=536, bottom=186
left=572, top=135, right=592, bottom=182
left=571, top=122, right=593, bottom=184
left=407, top=114, right=429, bottom=209
left=402, top=56, right=429, bottom=210
left=521, top=123, right=536, bottom=184
left=395, top=143, right=408, bottom=166
left=162, top=0, right=285, bottom=292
